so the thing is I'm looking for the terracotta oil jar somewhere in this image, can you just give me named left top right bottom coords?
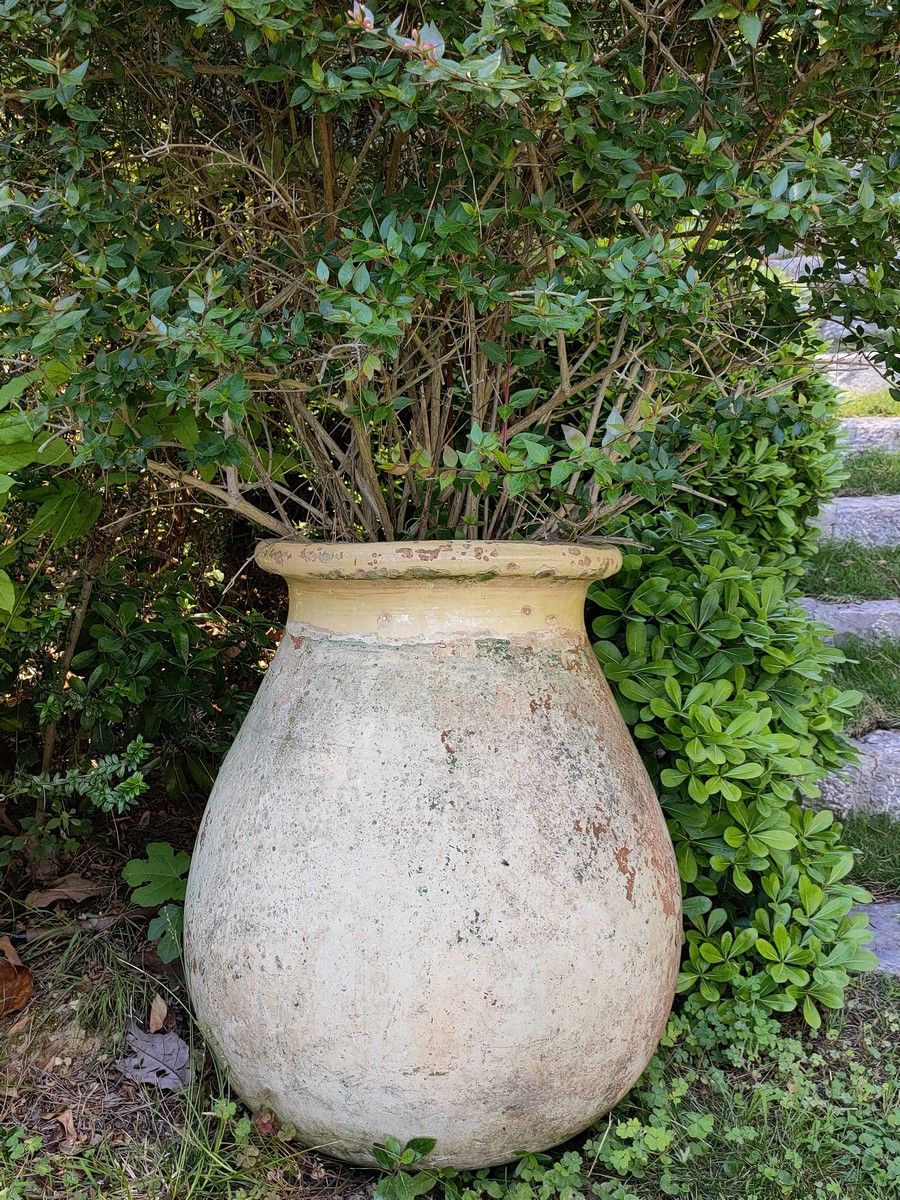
left=183, top=540, right=681, bottom=1169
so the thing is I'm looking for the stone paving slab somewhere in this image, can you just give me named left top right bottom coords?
left=840, top=417, right=900, bottom=454
left=826, top=351, right=892, bottom=396
left=865, top=901, right=900, bottom=975
left=800, top=598, right=900, bottom=641
left=816, top=495, right=900, bottom=545
left=819, top=730, right=900, bottom=818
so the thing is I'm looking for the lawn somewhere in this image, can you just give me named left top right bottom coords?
left=839, top=389, right=900, bottom=417
left=802, top=541, right=900, bottom=602
left=1, top=838, right=898, bottom=1200
left=832, top=635, right=900, bottom=736
left=840, top=451, right=900, bottom=497
left=845, top=810, right=900, bottom=900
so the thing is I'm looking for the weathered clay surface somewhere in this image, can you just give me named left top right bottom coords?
left=184, top=541, right=681, bottom=1169
left=865, top=902, right=900, bottom=976
left=800, top=598, right=900, bottom=642
left=819, top=730, right=900, bottom=818
left=840, top=418, right=900, bottom=454
left=816, top=496, right=900, bottom=545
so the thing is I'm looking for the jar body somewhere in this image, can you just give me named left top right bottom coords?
left=183, top=542, right=681, bottom=1169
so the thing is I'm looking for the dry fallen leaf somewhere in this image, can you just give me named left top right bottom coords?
left=0, top=935, right=33, bottom=1018
left=116, top=1022, right=189, bottom=1091
left=148, top=993, right=168, bottom=1034
left=54, top=1107, right=77, bottom=1143
left=25, top=874, right=102, bottom=908
left=77, top=914, right=117, bottom=933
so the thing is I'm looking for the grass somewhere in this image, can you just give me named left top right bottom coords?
left=844, top=811, right=900, bottom=899
left=802, top=540, right=900, bottom=601
left=839, top=388, right=900, bottom=417
left=839, top=450, right=900, bottom=496
left=832, top=635, right=900, bottom=736
left=0, top=909, right=366, bottom=1200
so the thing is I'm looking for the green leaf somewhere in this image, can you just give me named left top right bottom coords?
left=858, top=178, right=875, bottom=209
left=148, top=904, right=184, bottom=963
left=726, top=761, right=764, bottom=780
left=404, top=1137, right=437, bottom=1159
left=171, top=625, right=191, bottom=662
left=0, top=569, right=14, bottom=612
left=0, top=371, right=40, bottom=410
left=699, top=942, right=724, bottom=963
left=122, top=842, right=191, bottom=907
left=28, top=487, right=103, bottom=549
left=730, top=927, right=758, bottom=956
left=738, top=12, right=761, bottom=47
left=802, top=995, right=821, bottom=1029
left=755, top=828, right=797, bottom=851
left=756, top=938, right=779, bottom=962
left=770, top=167, right=789, bottom=199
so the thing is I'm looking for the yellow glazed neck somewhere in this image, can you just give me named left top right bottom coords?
left=256, top=540, right=621, bottom=643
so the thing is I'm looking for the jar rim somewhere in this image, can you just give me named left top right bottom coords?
left=255, top=539, right=622, bottom=582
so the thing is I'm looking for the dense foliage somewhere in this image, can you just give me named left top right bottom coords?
left=0, top=494, right=271, bottom=866
left=1, top=0, right=899, bottom=574
left=590, top=348, right=876, bottom=1026
left=2, top=2, right=897, bottom=1013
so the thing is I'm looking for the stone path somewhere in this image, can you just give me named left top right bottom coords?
left=800, top=598, right=900, bottom=641
left=840, top=417, right=900, bottom=453
left=817, top=495, right=900, bottom=545
left=805, top=407, right=900, bottom=972
left=866, top=902, right=900, bottom=975
left=819, top=729, right=900, bottom=818
left=824, top=352, right=891, bottom=398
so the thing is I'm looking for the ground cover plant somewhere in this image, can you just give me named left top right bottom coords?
left=802, top=541, right=900, bottom=602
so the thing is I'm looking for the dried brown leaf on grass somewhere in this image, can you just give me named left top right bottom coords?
left=148, top=993, right=168, bottom=1033
left=0, top=934, right=34, bottom=1017
left=25, top=874, right=102, bottom=908
left=117, top=1022, right=189, bottom=1090
left=45, top=1106, right=78, bottom=1144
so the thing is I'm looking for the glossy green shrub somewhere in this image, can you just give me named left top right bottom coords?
left=593, top=519, right=874, bottom=1025
left=590, top=355, right=875, bottom=1025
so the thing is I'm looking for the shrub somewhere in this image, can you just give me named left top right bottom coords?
left=0, top=481, right=273, bottom=872
left=591, top=350, right=875, bottom=1025
left=665, top=341, right=846, bottom=572
left=1, top=0, right=899, bottom=571
left=1, top=484, right=271, bottom=776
